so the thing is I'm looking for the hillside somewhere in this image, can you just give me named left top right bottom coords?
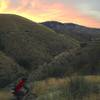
left=27, top=41, right=100, bottom=82
left=0, top=14, right=79, bottom=71
left=0, top=14, right=100, bottom=100
left=42, top=21, right=100, bottom=42
left=0, top=14, right=99, bottom=83
left=0, top=51, right=25, bottom=88
left=47, top=41, right=100, bottom=76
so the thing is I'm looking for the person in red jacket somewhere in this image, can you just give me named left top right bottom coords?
left=13, top=77, right=29, bottom=100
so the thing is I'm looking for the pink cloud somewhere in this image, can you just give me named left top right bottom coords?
left=0, top=0, right=100, bottom=28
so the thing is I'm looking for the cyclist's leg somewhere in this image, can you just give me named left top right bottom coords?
left=15, top=92, right=24, bottom=100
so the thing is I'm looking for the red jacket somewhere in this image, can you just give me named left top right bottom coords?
left=15, top=79, right=25, bottom=93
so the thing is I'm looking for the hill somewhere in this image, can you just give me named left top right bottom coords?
left=28, top=41, right=100, bottom=82
left=0, top=14, right=100, bottom=100
left=0, top=14, right=79, bottom=71
left=0, top=14, right=100, bottom=84
left=0, top=51, right=25, bottom=88
left=42, top=21, right=100, bottom=42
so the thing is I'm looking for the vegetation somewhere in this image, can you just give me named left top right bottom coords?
left=42, top=21, right=100, bottom=42
left=0, top=14, right=100, bottom=100
left=32, top=76, right=100, bottom=100
left=0, top=14, right=78, bottom=71
left=0, top=90, right=12, bottom=100
left=0, top=51, right=26, bottom=88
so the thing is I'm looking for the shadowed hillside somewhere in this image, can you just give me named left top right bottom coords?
left=0, top=51, right=25, bottom=88
left=0, top=14, right=79, bottom=71
left=28, top=41, right=100, bottom=82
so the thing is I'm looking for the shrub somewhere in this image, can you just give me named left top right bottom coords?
left=65, top=77, right=99, bottom=100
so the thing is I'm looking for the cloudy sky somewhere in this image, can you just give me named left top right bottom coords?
left=0, top=0, right=100, bottom=28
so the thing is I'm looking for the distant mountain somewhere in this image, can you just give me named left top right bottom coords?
left=41, top=21, right=100, bottom=41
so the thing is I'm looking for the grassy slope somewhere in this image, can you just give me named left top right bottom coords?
left=0, top=51, right=26, bottom=88
left=0, top=15, right=98, bottom=82
left=0, top=14, right=100, bottom=100
left=0, top=14, right=79, bottom=70
left=46, top=41, right=100, bottom=76
left=28, top=41, right=100, bottom=83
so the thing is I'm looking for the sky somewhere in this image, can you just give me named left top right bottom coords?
left=0, top=0, right=100, bottom=28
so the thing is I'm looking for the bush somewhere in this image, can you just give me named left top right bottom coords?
left=65, top=77, right=99, bottom=100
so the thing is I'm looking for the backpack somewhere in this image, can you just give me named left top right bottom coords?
left=12, top=79, right=28, bottom=95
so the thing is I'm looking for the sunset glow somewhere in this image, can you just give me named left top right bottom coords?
left=0, top=0, right=100, bottom=28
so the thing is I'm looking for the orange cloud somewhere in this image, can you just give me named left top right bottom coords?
left=58, top=5, right=100, bottom=28
left=0, top=0, right=100, bottom=28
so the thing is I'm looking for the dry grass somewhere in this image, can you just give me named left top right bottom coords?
left=33, top=78, right=68, bottom=95
left=33, top=75, right=100, bottom=97
left=85, top=75, right=100, bottom=83
left=0, top=90, right=12, bottom=100
left=84, top=94, right=100, bottom=100
left=0, top=75, right=99, bottom=100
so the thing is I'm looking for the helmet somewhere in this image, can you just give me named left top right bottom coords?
left=22, top=77, right=27, bottom=81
